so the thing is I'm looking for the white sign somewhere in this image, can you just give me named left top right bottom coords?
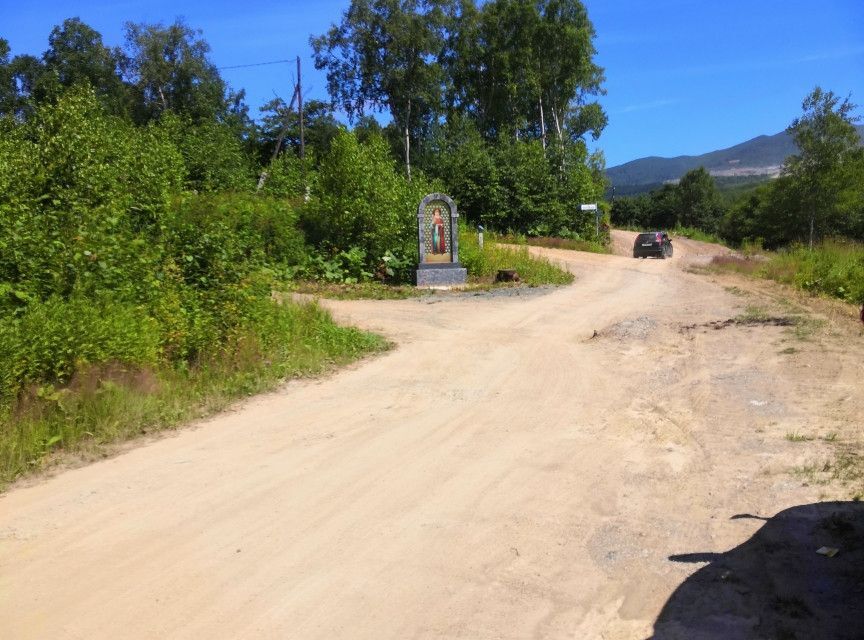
left=580, top=203, right=598, bottom=211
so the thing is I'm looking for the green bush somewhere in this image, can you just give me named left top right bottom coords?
left=0, top=88, right=312, bottom=398
left=260, top=152, right=310, bottom=200
left=430, top=122, right=505, bottom=227
left=150, top=193, right=308, bottom=360
left=158, top=113, right=254, bottom=193
left=0, top=87, right=183, bottom=305
left=165, top=193, right=307, bottom=287
left=302, top=129, right=432, bottom=279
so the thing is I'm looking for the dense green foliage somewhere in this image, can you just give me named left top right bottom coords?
left=301, top=130, right=432, bottom=279
left=0, top=87, right=183, bottom=305
left=0, top=88, right=308, bottom=398
left=430, top=119, right=605, bottom=236
left=3, top=3, right=609, bottom=242
left=610, top=167, right=723, bottom=232
left=0, top=2, right=600, bottom=485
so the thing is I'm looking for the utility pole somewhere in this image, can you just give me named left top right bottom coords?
left=255, top=55, right=306, bottom=194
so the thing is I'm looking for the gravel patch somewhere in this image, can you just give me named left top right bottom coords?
left=601, top=315, right=657, bottom=340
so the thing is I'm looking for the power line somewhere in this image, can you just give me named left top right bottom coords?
left=218, top=58, right=295, bottom=71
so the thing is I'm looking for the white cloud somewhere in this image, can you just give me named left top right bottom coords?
left=616, top=99, right=678, bottom=114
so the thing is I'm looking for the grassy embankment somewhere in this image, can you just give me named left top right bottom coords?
left=440, top=227, right=576, bottom=286
left=0, top=301, right=386, bottom=488
left=708, top=240, right=864, bottom=306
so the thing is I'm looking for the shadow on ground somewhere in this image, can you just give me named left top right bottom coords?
left=649, top=502, right=864, bottom=640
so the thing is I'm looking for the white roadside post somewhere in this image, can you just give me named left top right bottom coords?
left=581, top=203, right=599, bottom=238
left=477, top=225, right=484, bottom=251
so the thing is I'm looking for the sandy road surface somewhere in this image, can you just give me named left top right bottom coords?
left=2, top=231, right=863, bottom=639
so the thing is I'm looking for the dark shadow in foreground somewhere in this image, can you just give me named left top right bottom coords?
left=650, top=502, right=864, bottom=640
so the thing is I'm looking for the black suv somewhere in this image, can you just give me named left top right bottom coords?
left=633, top=231, right=673, bottom=259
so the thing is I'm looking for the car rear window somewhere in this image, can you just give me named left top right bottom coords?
left=637, top=233, right=657, bottom=242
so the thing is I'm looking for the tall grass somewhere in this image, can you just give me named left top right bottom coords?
left=496, top=233, right=610, bottom=254
left=0, top=300, right=387, bottom=487
left=709, top=240, right=864, bottom=304
left=459, top=228, right=575, bottom=286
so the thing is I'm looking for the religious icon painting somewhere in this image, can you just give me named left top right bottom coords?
left=423, top=199, right=452, bottom=263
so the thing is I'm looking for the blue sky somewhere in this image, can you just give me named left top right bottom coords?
left=2, top=0, right=862, bottom=167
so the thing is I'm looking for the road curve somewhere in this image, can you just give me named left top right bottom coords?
left=0, top=239, right=860, bottom=639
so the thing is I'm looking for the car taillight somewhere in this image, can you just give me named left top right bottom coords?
left=655, top=233, right=662, bottom=243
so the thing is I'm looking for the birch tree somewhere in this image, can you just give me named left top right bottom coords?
left=123, top=20, right=231, bottom=124
left=448, top=0, right=605, bottom=147
left=784, top=87, right=862, bottom=247
left=311, top=0, right=457, bottom=180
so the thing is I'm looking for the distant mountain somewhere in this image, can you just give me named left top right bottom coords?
left=606, top=124, right=864, bottom=188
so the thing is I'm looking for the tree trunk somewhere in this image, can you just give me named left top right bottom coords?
left=404, top=99, right=412, bottom=182
left=539, top=94, right=547, bottom=152
left=809, top=213, right=814, bottom=250
left=550, top=105, right=565, bottom=171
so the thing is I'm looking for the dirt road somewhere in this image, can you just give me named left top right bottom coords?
left=2, top=231, right=862, bottom=639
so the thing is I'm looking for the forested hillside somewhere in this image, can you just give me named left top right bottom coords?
left=606, top=124, right=864, bottom=188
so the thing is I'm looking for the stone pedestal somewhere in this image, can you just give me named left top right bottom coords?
left=416, top=263, right=468, bottom=287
